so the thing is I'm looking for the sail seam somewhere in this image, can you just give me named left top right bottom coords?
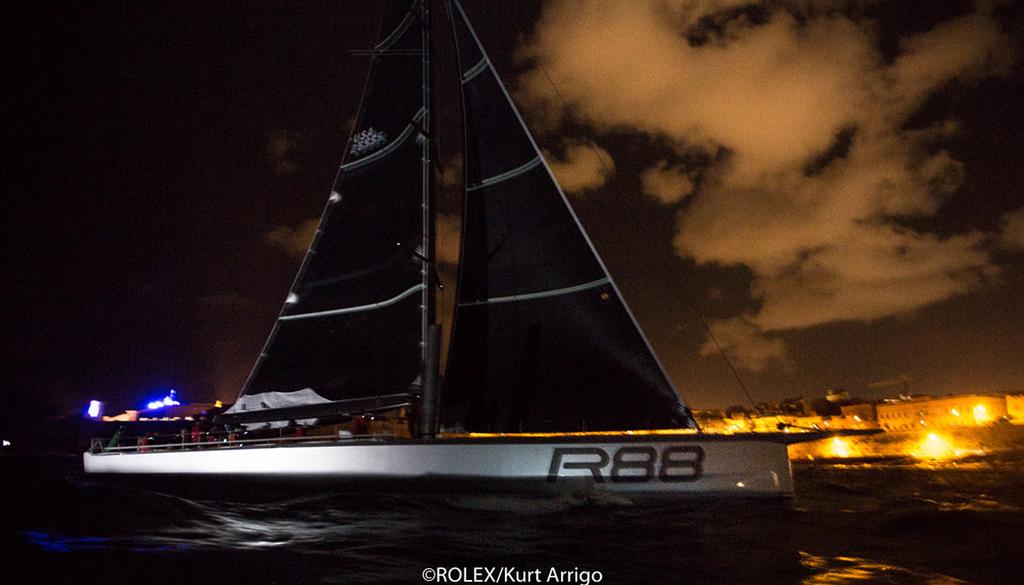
left=279, top=284, right=425, bottom=321
left=461, top=57, right=489, bottom=83
left=466, top=156, right=542, bottom=192
left=374, top=2, right=420, bottom=52
left=339, top=108, right=426, bottom=173
left=458, top=278, right=609, bottom=307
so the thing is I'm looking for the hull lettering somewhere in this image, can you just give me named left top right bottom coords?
left=547, top=445, right=704, bottom=483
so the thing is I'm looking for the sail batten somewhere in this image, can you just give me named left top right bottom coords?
left=467, top=156, right=543, bottom=191
left=458, top=278, right=610, bottom=307
left=375, top=3, right=419, bottom=51
left=461, top=57, right=489, bottom=83
left=280, top=284, right=427, bottom=321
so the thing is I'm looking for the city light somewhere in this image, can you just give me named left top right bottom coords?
left=914, top=432, right=955, bottom=459
left=973, top=404, right=990, bottom=423
left=85, top=400, right=102, bottom=418
left=829, top=436, right=851, bottom=458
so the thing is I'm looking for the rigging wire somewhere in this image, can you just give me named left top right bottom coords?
left=533, top=62, right=765, bottom=417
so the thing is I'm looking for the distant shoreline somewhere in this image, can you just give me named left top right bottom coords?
left=787, top=424, right=1024, bottom=463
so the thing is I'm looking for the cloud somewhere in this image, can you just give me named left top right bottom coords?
left=265, top=130, right=302, bottom=176
left=641, top=160, right=695, bottom=204
left=742, top=227, right=993, bottom=331
left=700, top=317, right=788, bottom=372
left=264, top=217, right=318, bottom=258
left=543, top=140, right=615, bottom=195
left=516, top=0, right=1017, bottom=370
left=999, top=208, right=1024, bottom=250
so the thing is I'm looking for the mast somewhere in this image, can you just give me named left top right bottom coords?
left=419, top=0, right=435, bottom=347
left=419, top=0, right=441, bottom=437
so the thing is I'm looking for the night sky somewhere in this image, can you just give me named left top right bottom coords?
left=4, top=0, right=1023, bottom=415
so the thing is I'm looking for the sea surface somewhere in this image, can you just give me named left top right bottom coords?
left=2, top=453, right=1022, bottom=585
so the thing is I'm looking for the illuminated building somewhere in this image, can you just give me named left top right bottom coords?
left=97, top=389, right=223, bottom=423
left=135, top=403, right=221, bottom=421
left=693, top=392, right=1022, bottom=436
left=101, top=410, right=139, bottom=422
left=840, top=403, right=876, bottom=423
left=876, top=394, right=1008, bottom=431
left=1006, top=394, right=1024, bottom=424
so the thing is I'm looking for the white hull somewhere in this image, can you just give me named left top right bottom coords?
left=84, top=435, right=793, bottom=496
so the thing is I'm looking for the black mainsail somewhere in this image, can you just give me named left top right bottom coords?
left=224, top=0, right=433, bottom=424
left=440, top=0, right=695, bottom=432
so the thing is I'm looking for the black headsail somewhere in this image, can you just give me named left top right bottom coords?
left=223, top=0, right=433, bottom=425
left=441, top=0, right=695, bottom=433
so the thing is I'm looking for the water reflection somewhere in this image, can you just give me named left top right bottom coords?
left=799, top=553, right=970, bottom=584
left=6, top=456, right=1023, bottom=584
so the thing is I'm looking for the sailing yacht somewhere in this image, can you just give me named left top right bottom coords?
left=84, top=0, right=824, bottom=496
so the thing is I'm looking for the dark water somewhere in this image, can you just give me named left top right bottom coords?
left=2, top=454, right=1022, bottom=585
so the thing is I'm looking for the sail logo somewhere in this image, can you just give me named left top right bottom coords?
left=546, top=445, right=704, bottom=483
left=350, top=127, right=387, bottom=156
